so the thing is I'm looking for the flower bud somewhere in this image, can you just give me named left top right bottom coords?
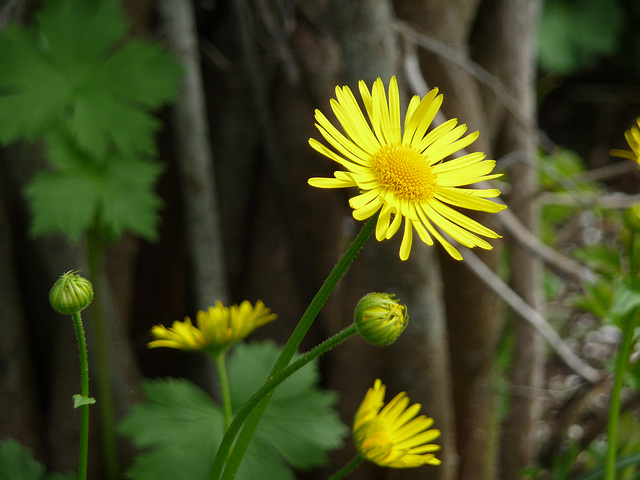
left=624, top=205, right=640, bottom=233
left=49, top=271, right=94, bottom=315
left=354, top=293, right=408, bottom=346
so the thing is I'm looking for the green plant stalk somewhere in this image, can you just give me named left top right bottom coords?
left=604, top=308, right=635, bottom=480
left=272, top=214, right=377, bottom=373
left=605, top=230, right=639, bottom=480
left=210, top=216, right=376, bottom=479
left=71, top=311, right=90, bottom=480
left=215, top=352, right=233, bottom=431
left=327, top=454, right=364, bottom=480
left=86, top=230, right=119, bottom=480
left=209, top=323, right=360, bottom=480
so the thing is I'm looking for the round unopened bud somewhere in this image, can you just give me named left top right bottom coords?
left=624, top=205, right=640, bottom=233
left=354, top=293, right=408, bottom=346
left=49, top=271, right=94, bottom=315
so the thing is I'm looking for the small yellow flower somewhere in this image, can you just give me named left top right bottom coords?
left=610, top=118, right=640, bottom=165
left=148, top=300, right=277, bottom=355
left=353, top=379, right=441, bottom=468
left=308, top=76, right=506, bottom=261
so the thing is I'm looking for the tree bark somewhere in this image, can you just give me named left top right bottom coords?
left=0, top=156, right=42, bottom=457
left=393, top=2, right=504, bottom=479
left=157, top=0, right=230, bottom=310
left=323, top=2, right=457, bottom=479
left=472, top=1, right=544, bottom=478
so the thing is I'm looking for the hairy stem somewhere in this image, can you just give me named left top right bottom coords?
left=71, top=311, right=90, bottom=480
left=209, top=323, right=360, bottom=479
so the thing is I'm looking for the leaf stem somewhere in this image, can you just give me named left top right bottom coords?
left=212, top=215, right=375, bottom=479
left=71, top=311, right=90, bottom=480
left=208, top=215, right=375, bottom=480
left=327, top=454, right=364, bottom=480
left=209, top=323, right=360, bottom=479
left=605, top=230, right=640, bottom=479
left=272, top=214, right=377, bottom=373
left=604, top=307, right=636, bottom=480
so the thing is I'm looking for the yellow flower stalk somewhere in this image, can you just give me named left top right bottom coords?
left=148, top=300, right=277, bottom=355
left=610, top=118, right=640, bottom=165
left=353, top=379, right=441, bottom=468
left=308, top=76, right=506, bottom=261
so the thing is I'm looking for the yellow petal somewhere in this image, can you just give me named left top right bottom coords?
left=399, top=219, right=413, bottom=260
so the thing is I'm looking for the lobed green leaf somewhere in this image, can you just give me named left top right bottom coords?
left=0, top=0, right=182, bottom=157
left=0, top=439, right=75, bottom=480
left=26, top=133, right=164, bottom=241
left=119, top=341, right=347, bottom=480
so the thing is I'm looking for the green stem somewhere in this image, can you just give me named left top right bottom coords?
left=71, top=311, right=90, bottom=480
left=208, top=215, right=375, bottom=480
left=604, top=310, right=635, bottom=480
left=271, top=214, right=376, bottom=374
left=327, top=454, right=364, bottom=480
left=86, top=230, right=119, bottom=480
left=210, top=216, right=375, bottom=480
left=215, top=352, right=233, bottom=431
left=209, top=324, right=359, bottom=480
left=605, top=230, right=639, bottom=480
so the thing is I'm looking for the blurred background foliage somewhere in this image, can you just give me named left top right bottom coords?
left=1, top=0, right=640, bottom=479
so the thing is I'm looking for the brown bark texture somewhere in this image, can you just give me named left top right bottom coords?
left=0, top=0, right=554, bottom=479
left=393, top=1, right=503, bottom=479
left=472, top=1, right=544, bottom=478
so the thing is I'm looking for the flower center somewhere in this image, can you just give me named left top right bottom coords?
left=372, top=143, right=438, bottom=202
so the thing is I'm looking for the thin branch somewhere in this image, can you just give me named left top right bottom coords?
left=575, top=160, right=639, bottom=183
left=538, top=192, right=640, bottom=209
left=494, top=207, right=598, bottom=284
left=402, top=32, right=629, bottom=219
left=459, top=246, right=602, bottom=383
left=401, top=45, right=598, bottom=284
left=395, top=19, right=556, bottom=154
left=158, top=0, right=230, bottom=308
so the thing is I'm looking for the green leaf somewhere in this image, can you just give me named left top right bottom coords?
left=573, top=244, right=622, bottom=278
left=119, top=341, right=347, bottom=480
left=119, top=378, right=224, bottom=480
left=72, top=394, right=96, bottom=408
left=26, top=133, right=163, bottom=241
left=575, top=452, right=640, bottom=480
left=573, top=280, right=615, bottom=319
left=230, top=342, right=347, bottom=470
left=36, top=0, right=127, bottom=67
left=607, top=284, right=640, bottom=321
left=0, top=439, right=75, bottom=480
left=0, top=0, right=182, bottom=156
left=538, top=0, right=624, bottom=74
left=0, top=26, right=72, bottom=143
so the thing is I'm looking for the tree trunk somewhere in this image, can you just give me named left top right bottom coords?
left=472, top=1, right=544, bottom=478
left=323, top=2, right=457, bottom=479
left=157, top=0, right=230, bottom=310
left=393, top=2, right=504, bottom=479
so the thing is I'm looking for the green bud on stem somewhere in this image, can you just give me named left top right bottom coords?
left=50, top=271, right=94, bottom=315
left=354, top=293, right=408, bottom=346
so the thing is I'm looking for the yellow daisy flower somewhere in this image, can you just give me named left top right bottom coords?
left=353, top=379, right=441, bottom=468
left=148, top=300, right=277, bottom=355
left=610, top=118, right=640, bottom=165
left=308, top=76, right=506, bottom=261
